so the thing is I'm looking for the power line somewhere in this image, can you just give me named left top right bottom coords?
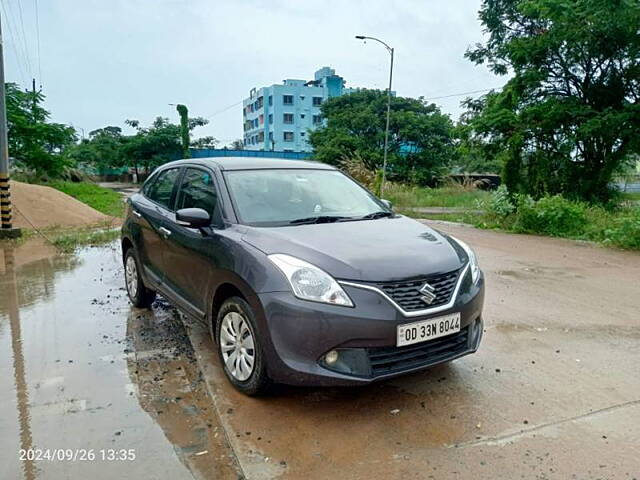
left=33, top=0, right=41, bottom=85
left=3, top=0, right=31, bottom=78
left=206, top=100, right=243, bottom=119
left=14, top=0, right=32, bottom=77
left=423, top=86, right=503, bottom=101
left=0, top=0, right=27, bottom=84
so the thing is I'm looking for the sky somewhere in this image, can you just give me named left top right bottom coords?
left=1, top=0, right=503, bottom=145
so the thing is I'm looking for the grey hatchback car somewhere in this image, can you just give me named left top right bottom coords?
left=121, top=157, right=485, bottom=395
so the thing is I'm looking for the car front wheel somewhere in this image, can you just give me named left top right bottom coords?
left=124, top=248, right=156, bottom=308
left=216, top=297, right=271, bottom=396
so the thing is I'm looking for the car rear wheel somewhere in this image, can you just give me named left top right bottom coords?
left=216, top=297, right=271, bottom=396
left=124, top=249, right=156, bottom=308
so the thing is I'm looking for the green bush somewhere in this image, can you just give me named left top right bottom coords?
left=598, top=209, right=640, bottom=249
left=483, top=185, right=515, bottom=217
left=513, top=195, right=588, bottom=237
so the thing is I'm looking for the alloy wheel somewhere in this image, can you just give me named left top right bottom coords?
left=125, top=255, right=138, bottom=299
left=219, top=311, right=256, bottom=381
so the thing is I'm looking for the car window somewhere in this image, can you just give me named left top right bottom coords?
left=224, top=169, right=384, bottom=226
left=175, top=168, right=219, bottom=218
left=146, top=168, right=180, bottom=209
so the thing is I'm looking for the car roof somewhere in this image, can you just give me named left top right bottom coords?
left=161, top=157, right=336, bottom=171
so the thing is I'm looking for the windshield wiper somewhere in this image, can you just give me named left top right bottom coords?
left=288, top=215, right=352, bottom=225
left=358, top=211, right=394, bottom=220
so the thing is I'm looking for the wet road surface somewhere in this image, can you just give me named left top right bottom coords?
left=1, top=223, right=640, bottom=479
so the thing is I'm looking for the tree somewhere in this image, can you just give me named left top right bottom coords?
left=123, top=117, right=182, bottom=176
left=309, top=90, right=455, bottom=185
left=453, top=115, right=504, bottom=174
left=465, top=0, right=640, bottom=202
left=64, top=113, right=211, bottom=177
left=6, top=83, right=76, bottom=175
left=191, top=136, right=219, bottom=149
left=66, top=126, right=127, bottom=172
left=121, top=115, right=210, bottom=175
left=229, top=139, right=244, bottom=150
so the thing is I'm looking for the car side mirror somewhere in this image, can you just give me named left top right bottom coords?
left=176, top=208, right=211, bottom=228
left=380, top=199, right=393, bottom=210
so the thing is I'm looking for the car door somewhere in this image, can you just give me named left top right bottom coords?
left=131, top=167, right=181, bottom=286
left=161, top=166, right=226, bottom=318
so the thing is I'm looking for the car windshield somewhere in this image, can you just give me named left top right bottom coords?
left=224, top=169, right=388, bottom=226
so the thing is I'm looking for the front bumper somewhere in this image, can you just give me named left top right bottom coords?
left=257, top=273, right=485, bottom=386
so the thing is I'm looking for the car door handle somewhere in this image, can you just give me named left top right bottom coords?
left=158, top=227, right=172, bottom=238
left=132, top=210, right=142, bottom=218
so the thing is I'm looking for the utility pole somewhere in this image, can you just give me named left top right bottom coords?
left=0, top=12, right=21, bottom=238
left=31, top=78, right=37, bottom=120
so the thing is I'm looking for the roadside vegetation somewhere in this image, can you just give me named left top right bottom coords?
left=384, top=182, right=490, bottom=211
left=344, top=167, right=640, bottom=250
left=44, top=181, right=125, bottom=218
left=473, top=187, right=640, bottom=250
left=404, top=185, right=640, bottom=251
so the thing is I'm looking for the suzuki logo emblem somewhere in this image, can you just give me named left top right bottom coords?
left=419, top=282, right=437, bottom=305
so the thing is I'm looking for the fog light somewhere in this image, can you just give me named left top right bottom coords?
left=325, top=350, right=339, bottom=365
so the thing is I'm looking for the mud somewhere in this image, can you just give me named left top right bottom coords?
left=1, top=223, right=639, bottom=479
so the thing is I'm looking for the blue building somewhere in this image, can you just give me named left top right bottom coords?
left=242, top=67, right=355, bottom=153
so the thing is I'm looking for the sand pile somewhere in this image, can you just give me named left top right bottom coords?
left=9, top=181, right=111, bottom=229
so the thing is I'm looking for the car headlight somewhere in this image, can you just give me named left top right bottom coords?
left=268, top=254, right=354, bottom=307
left=450, top=237, right=481, bottom=284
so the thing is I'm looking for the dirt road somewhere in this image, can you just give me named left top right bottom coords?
left=1, top=223, right=639, bottom=479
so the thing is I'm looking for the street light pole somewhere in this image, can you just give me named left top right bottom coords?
left=355, top=35, right=394, bottom=197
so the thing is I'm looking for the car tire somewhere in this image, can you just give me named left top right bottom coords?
left=216, top=296, right=271, bottom=396
left=124, top=248, right=156, bottom=308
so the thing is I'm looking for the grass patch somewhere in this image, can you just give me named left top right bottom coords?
left=385, top=183, right=490, bottom=210
left=51, top=228, right=120, bottom=253
left=46, top=181, right=125, bottom=217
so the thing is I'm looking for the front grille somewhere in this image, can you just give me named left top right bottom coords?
left=368, top=327, right=469, bottom=377
left=377, top=269, right=461, bottom=312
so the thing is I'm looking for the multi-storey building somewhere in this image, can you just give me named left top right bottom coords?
left=242, top=67, right=354, bottom=152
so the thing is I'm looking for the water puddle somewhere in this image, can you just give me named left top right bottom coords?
left=0, top=240, right=238, bottom=479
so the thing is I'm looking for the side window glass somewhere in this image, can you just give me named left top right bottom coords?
left=146, top=168, right=180, bottom=209
left=176, top=168, right=219, bottom=219
left=142, top=173, right=157, bottom=196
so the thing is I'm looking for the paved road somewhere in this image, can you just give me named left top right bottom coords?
left=1, top=223, right=639, bottom=479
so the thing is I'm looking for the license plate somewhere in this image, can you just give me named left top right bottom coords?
left=396, top=312, right=461, bottom=347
